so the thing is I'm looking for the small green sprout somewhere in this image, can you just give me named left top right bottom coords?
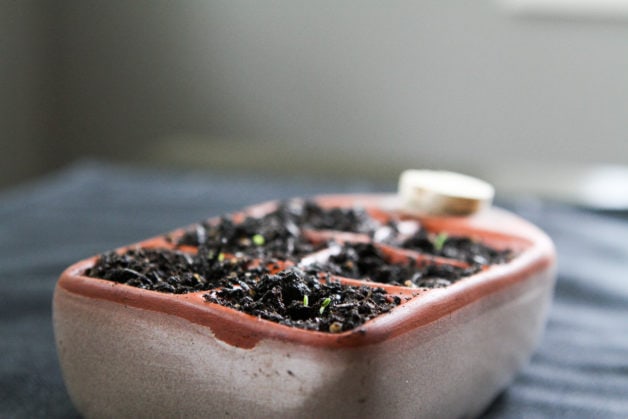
left=433, top=232, right=448, bottom=252
left=319, top=297, right=332, bottom=315
left=217, top=252, right=225, bottom=262
left=303, top=295, right=309, bottom=307
left=252, top=234, right=265, bottom=246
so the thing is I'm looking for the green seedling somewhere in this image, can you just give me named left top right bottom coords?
left=252, top=234, right=265, bottom=246
left=319, top=297, right=332, bottom=315
left=303, top=295, right=309, bottom=307
left=433, top=232, right=448, bottom=252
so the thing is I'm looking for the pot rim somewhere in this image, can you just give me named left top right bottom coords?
left=56, top=193, right=555, bottom=349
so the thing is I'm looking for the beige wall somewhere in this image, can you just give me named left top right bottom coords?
left=0, top=1, right=55, bottom=188
left=2, top=1, right=628, bottom=187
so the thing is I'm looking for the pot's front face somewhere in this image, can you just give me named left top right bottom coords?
left=53, top=194, right=556, bottom=419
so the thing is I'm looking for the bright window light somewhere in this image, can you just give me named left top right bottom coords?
left=500, top=0, right=628, bottom=19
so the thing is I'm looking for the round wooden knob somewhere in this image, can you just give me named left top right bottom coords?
left=398, top=170, right=495, bottom=216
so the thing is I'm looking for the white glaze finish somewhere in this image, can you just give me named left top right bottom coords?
left=54, top=268, right=554, bottom=418
left=53, top=201, right=556, bottom=418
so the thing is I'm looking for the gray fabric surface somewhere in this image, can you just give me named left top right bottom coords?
left=1, top=161, right=627, bottom=418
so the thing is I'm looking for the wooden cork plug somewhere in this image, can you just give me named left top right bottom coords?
left=398, top=170, right=495, bottom=216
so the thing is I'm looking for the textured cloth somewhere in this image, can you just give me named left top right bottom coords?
left=1, top=161, right=627, bottom=418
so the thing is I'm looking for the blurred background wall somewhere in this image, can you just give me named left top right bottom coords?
left=2, top=0, right=627, bottom=190
left=1, top=0, right=55, bottom=188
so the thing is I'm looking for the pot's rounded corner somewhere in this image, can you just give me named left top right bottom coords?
left=52, top=193, right=559, bottom=418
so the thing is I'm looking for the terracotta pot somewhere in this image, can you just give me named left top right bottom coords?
left=53, top=194, right=556, bottom=418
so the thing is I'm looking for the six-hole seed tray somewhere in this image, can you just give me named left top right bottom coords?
left=53, top=194, right=556, bottom=418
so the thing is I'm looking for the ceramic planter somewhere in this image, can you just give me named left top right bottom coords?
left=53, top=194, right=556, bottom=418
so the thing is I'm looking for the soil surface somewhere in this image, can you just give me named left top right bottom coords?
left=203, top=267, right=401, bottom=333
left=400, top=230, right=513, bottom=265
left=85, top=248, right=270, bottom=294
left=174, top=200, right=390, bottom=260
left=313, top=243, right=479, bottom=288
left=85, top=250, right=402, bottom=332
left=85, top=199, right=514, bottom=332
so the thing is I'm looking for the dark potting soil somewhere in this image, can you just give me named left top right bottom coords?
left=85, top=200, right=514, bottom=332
left=314, top=243, right=479, bottom=288
left=84, top=248, right=270, bottom=294
left=401, top=230, right=514, bottom=265
left=299, top=200, right=380, bottom=234
left=85, top=250, right=402, bottom=332
left=203, top=268, right=401, bottom=333
left=174, top=200, right=390, bottom=260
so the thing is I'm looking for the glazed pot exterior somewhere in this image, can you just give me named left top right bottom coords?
left=53, top=195, right=556, bottom=419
